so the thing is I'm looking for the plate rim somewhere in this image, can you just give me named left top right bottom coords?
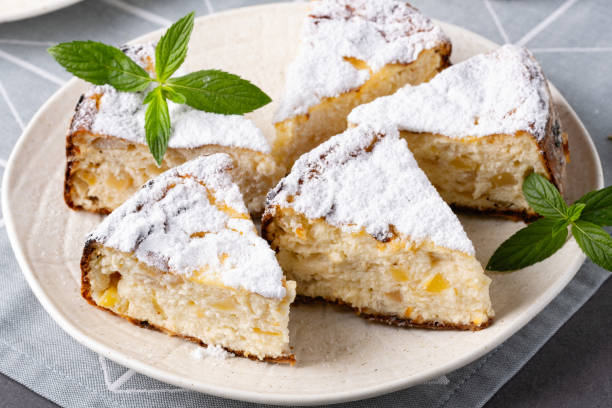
left=1, top=2, right=604, bottom=405
left=0, top=0, right=82, bottom=23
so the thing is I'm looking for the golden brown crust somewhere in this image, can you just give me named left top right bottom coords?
left=436, top=42, right=452, bottom=71
left=80, top=241, right=295, bottom=365
left=534, top=80, right=569, bottom=196
left=296, top=296, right=492, bottom=331
left=260, top=206, right=276, bottom=239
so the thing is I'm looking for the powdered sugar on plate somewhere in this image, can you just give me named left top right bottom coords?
left=349, top=45, right=551, bottom=141
left=71, top=43, right=271, bottom=153
left=266, top=124, right=474, bottom=255
left=273, top=0, right=449, bottom=122
left=190, top=345, right=234, bottom=360
left=87, top=154, right=286, bottom=299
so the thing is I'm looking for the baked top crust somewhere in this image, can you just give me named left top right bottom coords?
left=351, top=44, right=569, bottom=151
left=265, top=124, right=475, bottom=255
left=350, top=45, right=553, bottom=142
left=70, top=43, right=271, bottom=153
left=86, top=154, right=287, bottom=299
left=273, top=0, right=451, bottom=123
left=349, top=44, right=568, bottom=192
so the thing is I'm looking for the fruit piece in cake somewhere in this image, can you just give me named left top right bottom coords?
left=272, top=0, right=451, bottom=171
left=263, top=124, right=493, bottom=330
left=66, top=43, right=282, bottom=215
left=81, top=154, right=296, bottom=363
left=349, top=44, right=569, bottom=220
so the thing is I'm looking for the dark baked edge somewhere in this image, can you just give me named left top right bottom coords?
left=295, top=296, right=492, bottom=331
left=449, top=204, right=540, bottom=222
left=80, top=241, right=296, bottom=365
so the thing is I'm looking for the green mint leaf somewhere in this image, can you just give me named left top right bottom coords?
left=551, top=218, right=570, bottom=236
left=571, top=221, right=612, bottom=271
left=144, top=87, right=171, bottom=165
left=522, top=173, right=568, bottom=219
left=167, top=69, right=272, bottom=114
left=486, top=217, right=568, bottom=271
left=566, top=203, right=586, bottom=222
left=575, top=185, right=612, bottom=226
left=48, top=41, right=151, bottom=92
left=155, top=12, right=194, bottom=81
left=162, top=86, right=186, bottom=104
left=143, top=89, right=156, bottom=104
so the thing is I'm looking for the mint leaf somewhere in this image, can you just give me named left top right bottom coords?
left=161, top=86, right=186, bottom=104
left=48, top=41, right=151, bottom=92
left=551, top=218, right=570, bottom=236
left=571, top=221, right=612, bottom=271
left=155, top=12, right=194, bottom=81
left=523, top=173, right=568, bottom=219
left=167, top=70, right=272, bottom=114
left=575, top=185, right=612, bottom=226
left=144, top=87, right=171, bottom=165
left=486, top=218, right=568, bottom=271
left=566, top=203, right=586, bottom=222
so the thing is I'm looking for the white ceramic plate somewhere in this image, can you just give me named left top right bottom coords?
left=0, top=0, right=81, bottom=23
left=2, top=3, right=603, bottom=406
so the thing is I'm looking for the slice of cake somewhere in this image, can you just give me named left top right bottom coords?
left=263, top=125, right=493, bottom=330
left=81, top=154, right=296, bottom=363
left=349, top=44, right=569, bottom=220
left=66, top=43, right=282, bottom=215
left=272, top=0, right=451, bottom=170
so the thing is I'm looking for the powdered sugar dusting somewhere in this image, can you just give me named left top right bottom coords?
left=190, top=345, right=234, bottom=360
left=72, top=43, right=270, bottom=153
left=273, top=0, right=449, bottom=122
left=122, top=42, right=157, bottom=71
left=267, top=125, right=474, bottom=255
left=87, top=154, right=286, bottom=299
left=349, top=45, right=551, bottom=141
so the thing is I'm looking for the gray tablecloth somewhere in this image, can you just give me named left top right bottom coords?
left=0, top=0, right=610, bottom=407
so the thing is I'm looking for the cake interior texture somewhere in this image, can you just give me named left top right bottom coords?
left=273, top=47, right=450, bottom=170
left=264, top=209, right=493, bottom=330
left=82, top=243, right=296, bottom=362
left=66, top=132, right=281, bottom=215
left=401, top=130, right=551, bottom=218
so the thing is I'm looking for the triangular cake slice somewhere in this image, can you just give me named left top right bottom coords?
left=66, top=43, right=282, bottom=215
left=263, top=125, right=493, bottom=330
left=349, top=44, right=569, bottom=220
left=272, top=0, right=451, bottom=170
left=81, top=154, right=296, bottom=363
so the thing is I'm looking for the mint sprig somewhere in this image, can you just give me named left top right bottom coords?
left=487, top=173, right=612, bottom=272
left=48, top=41, right=152, bottom=92
left=522, top=172, right=569, bottom=218
left=574, top=185, right=612, bottom=226
left=144, top=87, right=171, bottom=165
left=155, top=12, right=194, bottom=82
left=572, top=221, right=612, bottom=270
left=486, top=218, right=568, bottom=271
left=48, top=12, right=271, bottom=165
left=167, top=70, right=272, bottom=114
